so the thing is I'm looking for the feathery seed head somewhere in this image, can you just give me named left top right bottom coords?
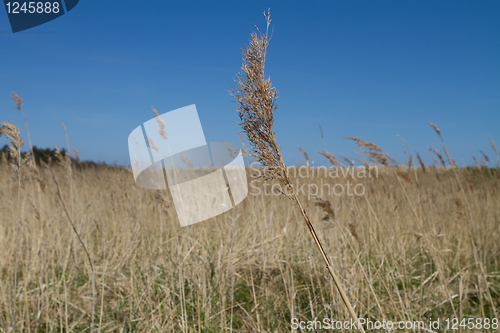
left=429, top=122, right=442, bottom=140
left=345, top=137, right=382, bottom=153
left=152, top=106, right=168, bottom=141
left=0, top=121, right=23, bottom=153
left=416, top=152, right=426, bottom=173
left=231, top=9, right=293, bottom=193
left=488, top=135, right=497, bottom=155
left=11, top=92, right=22, bottom=111
left=319, top=150, right=341, bottom=167
left=429, top=147, right=446, bottom=167
left=314, top=197, right=335, bottom=220
left=147, top=135, right=160, bottom=153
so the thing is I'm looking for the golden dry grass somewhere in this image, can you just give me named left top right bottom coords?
left=1, top=11, right=499, bottom=333
left=0, top=156, right=499, bottom=332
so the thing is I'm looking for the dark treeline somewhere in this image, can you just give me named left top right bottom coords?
left=1, top=145, right=67, bottom=164
left=0, top=145, right=115, bottom=169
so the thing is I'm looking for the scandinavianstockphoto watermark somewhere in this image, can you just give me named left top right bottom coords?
left=291, top=317, right=499, bottom=331
left=249, top=162, right=379, bottom=199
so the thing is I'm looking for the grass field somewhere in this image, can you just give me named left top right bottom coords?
left=0, top=143, right=499, bottom=331
left=1, top=11, right=499, bottom=333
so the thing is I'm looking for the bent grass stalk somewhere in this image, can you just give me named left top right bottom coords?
left=51, top=166, right=96, bottom=333
left=231, top=10, right=365, bottom=331
left=0, top=121, right=29, bottom=332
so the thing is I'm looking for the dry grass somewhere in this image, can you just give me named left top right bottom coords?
left=0, top=155, right=499, bottom=332
left=1, top=105, right=499, bottom=333
left=1, top=12, right=499, bottom=333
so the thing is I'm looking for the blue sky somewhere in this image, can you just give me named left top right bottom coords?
left=1, top=0, right=499, bottom=167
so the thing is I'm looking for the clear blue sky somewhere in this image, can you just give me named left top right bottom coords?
left=1, top=0, right=499, bottom=166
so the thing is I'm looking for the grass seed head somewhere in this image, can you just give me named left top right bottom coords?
left=396, top=169, right=412, bottom=183
left=488, top=135, right=497, bottom=155
left=0, top=122, right=25, bottom=176
left=319, top=150, right=341, bottom=167
left=314, top=197, right=335, bottom=220
left=416, top=152, right=426, bottom=173
left=345, top=137, right=382, bottom=153
left=429, top=122, right=442, bottom=139
left=11, top=92, right=22, bottom=111
left=340, top=156, right=354, bottom=167
left=147, top=135, right=160, bottom=153
left=152, top=106, right=168, bottom=141
left=348, top=222, right=360, bottom=244
left=479, top=150, right=489, bottom=163
left=231, top=9, right=292, bottom=195
left=429, top=147, right=446, bottom=167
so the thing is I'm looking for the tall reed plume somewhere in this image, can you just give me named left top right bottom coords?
left=231, top=10, right=365, bottom=331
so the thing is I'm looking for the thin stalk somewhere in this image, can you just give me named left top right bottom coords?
left=1, top=121, right=25, bottom=332
left=51, top=168, right=95, bottom=332
left=12, top=145, right=21, bottom=332
left=21, top=110, right=35, bottom=167
left=295, top=198, right=365, bottom=332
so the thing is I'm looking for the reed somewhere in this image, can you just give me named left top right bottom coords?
left=231, top=10, right=365, bottom=331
